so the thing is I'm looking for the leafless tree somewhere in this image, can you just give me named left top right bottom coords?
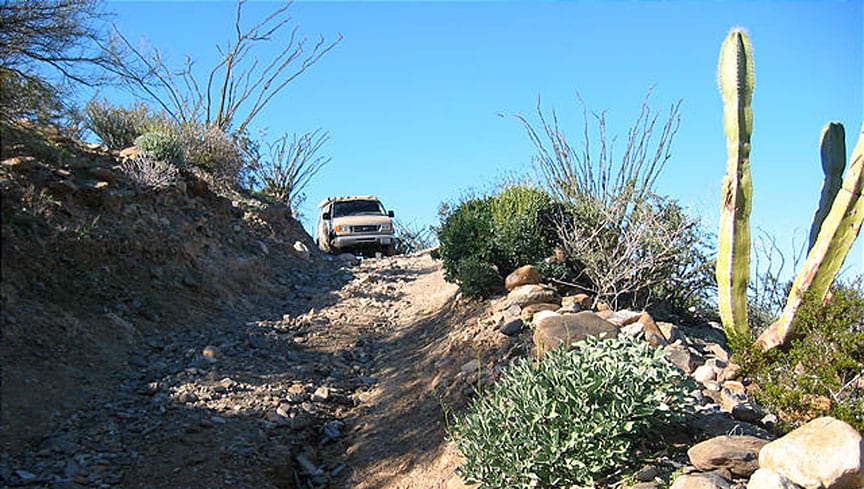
left=0, top=0, right=113, bottom=85
left=0, top=0, right=119, bottom=123
left=250, top=129, right=331, bottom=213
left=108, top=0, right=341, bottom=138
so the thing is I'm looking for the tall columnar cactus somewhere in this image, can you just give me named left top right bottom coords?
left=757, top=126, right=864, bottom=351
left=807, top=123, right=847, bottom=251
left=716, top=28, right=754, bottom=339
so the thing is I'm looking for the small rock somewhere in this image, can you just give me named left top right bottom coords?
left=604, top=309, right=643, bottom=326
left=520, top=303, right=560, bottom=323
left=664, top=344, right=701, bottom=374
left=693, top=364, right=717, bottom=384
left=635, top=465, right=661, bottom=482
left=561, top=293, right=592, bottom=310
left=178, top=392, right=198, bottom=403
left=311, top=386, right=330, bottom=402
left=461, top=359, right=480, bottom=375
left=638, top=311, right=669, bottom=347
left=670, top=472, right=731, bottom=489
left=499, top=318, right=524, bottom=336
left=747, top=468, right=799, bottom=489
left=507, top=284, right=559, bottom=308
left=202, top=345, right=219, bottom=361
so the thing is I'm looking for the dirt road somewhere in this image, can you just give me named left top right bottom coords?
left=2, top=251, right=497, bottom=488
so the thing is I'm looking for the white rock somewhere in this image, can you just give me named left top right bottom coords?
left=748, top=468, right=802, bottom=489
left=759, top=417, right=864, bottom=489
left=693, top=364, right=717, bottom=384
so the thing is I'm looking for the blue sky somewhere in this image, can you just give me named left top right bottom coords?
left=102, top=0, right=863, bottom=277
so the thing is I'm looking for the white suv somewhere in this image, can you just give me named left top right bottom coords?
left=316, top=196, right=396, bottom=256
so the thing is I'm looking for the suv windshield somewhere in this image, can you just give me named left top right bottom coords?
left=332, top=200, right=385, bottom=218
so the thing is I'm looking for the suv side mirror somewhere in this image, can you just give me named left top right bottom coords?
left=387, top=210, right=394, bottom=218
left=322, top=212, right=331, bottom=220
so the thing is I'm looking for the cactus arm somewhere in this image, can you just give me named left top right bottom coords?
left=758, top=124, right=864, bottom=351
left=716, top=28, right=755, bottom=339
left=807, top=123, right=847, bottom=250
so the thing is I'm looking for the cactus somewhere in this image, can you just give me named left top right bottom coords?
left=807, top=123, right=847, bottom=251
left=757, top=125, right=864, bottom=351
left=715, top=28, right=754, bottom=339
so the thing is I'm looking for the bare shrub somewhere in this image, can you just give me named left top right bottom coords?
left=120, top=154, right=180, bottom=191
left=247, top=129, right=330, bottom=213
left=511, top=91, right=714, bottom=311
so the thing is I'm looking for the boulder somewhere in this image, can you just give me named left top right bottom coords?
left=504, top=265, right=541, bottom=290
left=758, top=417, right=864, bottom=489
left=533, top=311, right=618, bottom=358
left=506, top=284, right=559, bottom=309
left=687, top=435, right=767, bottom=478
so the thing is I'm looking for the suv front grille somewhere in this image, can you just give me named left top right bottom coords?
left=352, top=225, right=379, bottom=233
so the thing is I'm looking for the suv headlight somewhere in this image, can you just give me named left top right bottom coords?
left=334, top=224, right=350, bottom=234
left=380, top=222, right=393, bottom=234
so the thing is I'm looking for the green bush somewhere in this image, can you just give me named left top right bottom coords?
left=438, top=196, right=496, bottom=296
left=451, top=335, right=696, bottom=488
left=83, top=99, right=168, bottom=150
left=134, top=131, right=185, bottom=168
left=738, top=280, right=864, bottom=431
left=437, top=185, right=560, bottom=297
left=489, top=185, right=559, bottom=273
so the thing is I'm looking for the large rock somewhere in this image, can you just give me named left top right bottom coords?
left=533, top=311, right=618, bottom=358
left=758, top=417, right=864, bottom=489
left=506, top=284, right=559, bottom=308
left=687, top=435, right=767, bottom=477
left=504, top=265, right=541, bottom=290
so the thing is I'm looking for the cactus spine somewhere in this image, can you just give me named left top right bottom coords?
left=716, top=28, right=754, bottom=339
left=807, top=123, right=846, bottom=250
left=757, top=125, right=864, bottom=351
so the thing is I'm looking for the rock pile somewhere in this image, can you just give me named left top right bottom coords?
left=488, top=265, right=864, bottom=489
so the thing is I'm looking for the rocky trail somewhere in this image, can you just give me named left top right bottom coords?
left=2, top=251, right=487, bottom=488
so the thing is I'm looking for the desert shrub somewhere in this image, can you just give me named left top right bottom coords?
left=489, top=185, right=559, bottom=273
left=83, top=99, right=167, bottom=150
left=438, top=185, right=562, bottom=297
left=134, top=131, right=185, bottom=168
left=738, top=280, right=864, bottom=431
left=557, top=191, right=713, bottom=311
left=438, top=196, right=496, bottom=296
left=169, top=123, right=245, bottom=187
left=451, top=335, right=696, bottom=488
left=450, top=255, right=502, bottom=298
left=120, top=153, right=180, bottom=191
